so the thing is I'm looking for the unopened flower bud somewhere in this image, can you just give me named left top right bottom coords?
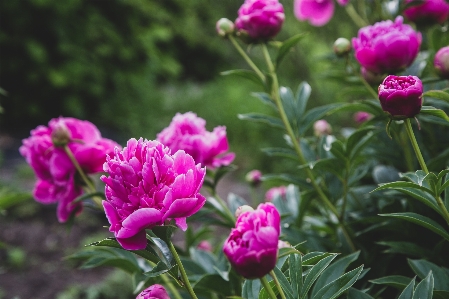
left=245, top=170, right=262, bottom=186
left=378, top=75, right=423, bottom=119
left=136, top=284, right=170, bottom=299
left=278, top=240, right=291, bottom=249
left=313, top=120, right=332, bottom=136
left=51, top=121, right=71, bottom=147
left=434, top=46, right=449, bottom=80
left=235, top=205, right=254, bottom=219
left=197, top=240, right=213, bottom=252
left=353, top=112, right=372, bottom=124
left=333, top=38, right=351, bottom=57
left=216, top=18, right=235, bottom=37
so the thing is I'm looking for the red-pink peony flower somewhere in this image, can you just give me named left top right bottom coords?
left=404, top=0, right=449, bottom=25
left=434, top=46, right=449, bottom=79
left=378, top=75, right=423, bottom=119
left=265, top=186, right=287, bottom=201
left=156, top=112, right=235, bottom=169
left=294, top=0, right=349, bottom=27
left=223, top=203, right=281, bottom=279
left=136, top=284, right=170, bottom=299
left=235, top=0, right=285, bottom=40
left=19, top=117, right=119, bottom=222
left=352, top=16, right=422, bottom=74
left=101, top=138, right=206, bottom=250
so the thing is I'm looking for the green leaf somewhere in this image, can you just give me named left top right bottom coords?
left=273, top=266, right=295, bottom=299
left=408, top=259, right=449, bottom=291
left=262, top=147, right=298, bottom=160
left=369, top=275, right=412, bottom=289
left=302, top=252, right=336, bottom=266
left=296, top=82, right=312, bottom=118
left=379, top=212, right=449, bottom=241
left=238, top=113, right=284, bottom=129
left=251, top=92, right=277, bottom=109
left=0, top=191, right=32, bottom=210
left=412, top=271, right=434, bottom=299
left=276, top=33, right=307, bottom=67
left=227, top=193, right=248, bottom=216
left=242, top=279, right=261, bottom=299
left=347, top=288, right=374, bottom=299
left=261, top=173, right=310, bottom=189
left=193, top=274, right=233, bottom=296
left=420, top=106, right=449, bottom=122
left=298, top=103, right=346, bottom=136
left=213, top=164, right=238, bottom=187
left=377, top=241, right=431, bottom=258
left=424, top=90, right=449, bottom=102
left=346, top=127, right=377, bottom=160
left=280, top=86, right=299, bottom=126
left=445, top=173, right=449, bottom=211
left=143, top=261, right=170, bottom=277
left=289, top=254, right=302, bottom=298
left=311, top=251, right=360, bottom=298
left=398, top=277, right=416, bottom=299
left=312, top=265, right=363, bottom=299
left=301, top=255, right=338, bottom=298
left=221, top=69, right=264, bottom=87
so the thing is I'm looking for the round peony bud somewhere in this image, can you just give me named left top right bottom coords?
left=352, top=16, right=422, bottom=74
left=50, top=121, right=71, bottom=147
left=136, top=284, right=170, bottom=299
left=313, top=120, right=332, bottom=136
left=265, top=186, right=287, bottom=201
left=333, top=37, right=351, bottom=56
left=245, top=169, right=262, bottom=186
left=197, top=240, right=213, bottom=252
left=235, top=205, right=255, bottom=219
left=224, top=203, right=280, bottom=279
left=378, top=75, right=423, bottom=119
left=353, top=112, right=372, bottom=124
left=235, top=0, right=285, bottom=40
left=434, top=46, right=449, bottom=79
left=404, top=0, right=449, bottom=25
left=216, top=18, right=235, bottom=37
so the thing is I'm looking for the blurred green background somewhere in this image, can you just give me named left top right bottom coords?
left=0, top=0, right=358, bottom=171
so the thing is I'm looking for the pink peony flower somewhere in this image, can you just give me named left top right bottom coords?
left=294, top=0, right=348, bottom=27
left=223, top=203, right=280, bottom=279
left=434, top=46, right=449, bottom=79
left=19, top=117, right=119, bottom=222
left=156, top=112, right=235, bottom=169
left=265, top=186, right=287, bottom=201
left=235, top=0, right=285, bottom=40
left=101, top=138, right=206, bottom=250
left=313, top=119, right=332, bottom=136
left=404, top=0, right=449, bottom=25
left=353, top=112, right=372, bottom=124
left=352, top=16, right=422, bottom=74
left=136, top=284, right=170, bottom=299
left=378, top=75, right=423, bottom=119
left=197, top=240, right=213, bottom=252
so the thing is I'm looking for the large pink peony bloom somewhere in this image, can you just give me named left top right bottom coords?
left=223, top=203, right=281, bottom=279
left=352, top=16, right=422, bottom=74
left=101, top=138, right=206, bottom=250
left=19, top=117, right=119, bottom=222
left=136, top=284, right=170, bottom=299
left=294, top=0, right=349, bottom=27
left=157, top=112, right=235, bottom=169
left=404, top=0, right=449, bottom=25
left=235, top=0, right=285, bottom=40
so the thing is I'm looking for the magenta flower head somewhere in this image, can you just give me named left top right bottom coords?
left=265, top=186, right=287, bottom=201
left=294, top=0, right=348, bottom=27
left=101, top=138, right=206, bottom=250
left=157, top=112, right=235, bottom=169
left=434, top=46, right=449, bottom=79
left=235, top=0, right=285, bottom=40
left=354, top=112, right=372, bottom=124
left=223, top=203, right=281, bottom=279
left=404, top=0, right=449, bottom=25
left=352, top=16, right=422, bottom=74
left=19, top=117, right=119, bottom=222
left=378, top=75, right=423, bottom=119
left=136, top=284, right=170, bottom=299
left=313, top=119, right=332, bottom=136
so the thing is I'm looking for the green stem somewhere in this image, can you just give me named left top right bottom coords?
left=344, top=3, right=368, bottom=28
left=63, top=145, right=103, bottom=209
left=212, top=190, right=236, bottom=224
left=340, top=164, right=349, bottom=221
left=261, top=44, right=356, bottom=252
left=270, top=270, right=287, bottom=299
left=229, top=35, right=266, bottom=82
left=161, top=273, right=183, bottom=299
left=359, top=75, right=379, bottom=99
left=404, top=119, right=428, bottom=174
left=400, top=126, right=415, bottom=172
left=167, top=241, right=198, bottom=299
left=260, top=276, right=277, bottom=299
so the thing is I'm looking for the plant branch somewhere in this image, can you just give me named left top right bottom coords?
left=270, top=270, right=287, bottom=299
left=404, top=119, right=428, bottom=174
left=167, top=240, right=198, bottom=299
left=260, top=276, right=277, bottom=299
left=229, top=35, right=266, bottom=81
left=345, top=3, right=368, bottom=28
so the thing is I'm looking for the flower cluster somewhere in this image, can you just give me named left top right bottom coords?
left=223, top=203, right=281, bottom=279
left=157, top=112, right=235, bottom=169
left=19, top=117, right=119, bottom=222
left=101, top=138, right=206, bottom=250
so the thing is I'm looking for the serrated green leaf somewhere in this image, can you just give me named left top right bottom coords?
left=412, top=271, right=434, bottom=299
left=238, top=113, right=284, bottom=129
left=276, top=33, right=307, bottom=67
left=379, top=212, right=449, bottom=241
left=369, top=275, right=411, bottom=289
left=301, top=255, right=338, bottom=298
left=424, top=90, right=449, bottom=102
left=420, top=106, right=449, bottom=122
left=221, top=69, right=264, bottom=87
left=408, top=259, right=449, bottom=291
left=398, top=277, right=416, bottom=299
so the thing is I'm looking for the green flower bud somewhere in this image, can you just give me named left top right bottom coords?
left=333, top=37, right=351, bottom=56
left=216, top=18, right=235, bottom=37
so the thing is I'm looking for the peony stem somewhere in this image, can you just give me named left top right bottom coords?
left=404, top=119, right=428, bottom=174
left=270, top=270, right=287, bottom=299
left=63, top=145, right=103, bottom=209
left=228, top=35, right=266, bottom=82
left=344, top=3, right=368, bottom=28
left=359, top=74, right=379, bottom=100
left=260, top=276, right=277, bottom=299
left=167, top=240, right=199, bottom=299
left=161, top=274, right=183, bottom=299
